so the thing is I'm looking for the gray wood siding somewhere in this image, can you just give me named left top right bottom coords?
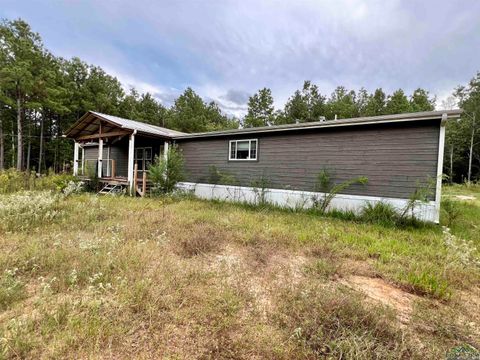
left=82, top=136, right=163, bottom=178
left=176, top=120, right=441, bottom=200
left=83, top=143, right=128, bottom=177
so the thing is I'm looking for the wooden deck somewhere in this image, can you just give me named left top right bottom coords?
left=79, top=173, right=152, bottom=197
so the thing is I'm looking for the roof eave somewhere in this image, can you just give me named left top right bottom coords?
left=173, top=109, right=463, bottom=140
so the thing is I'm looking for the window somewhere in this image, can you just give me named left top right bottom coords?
left=229, top=139, right=258, bottom=161
left=134, top=147, right=152, bottom=173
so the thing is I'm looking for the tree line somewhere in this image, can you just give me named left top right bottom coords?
left=0, top=18, right=478, bottom=182
left=243, top=83, right=435, bottom=127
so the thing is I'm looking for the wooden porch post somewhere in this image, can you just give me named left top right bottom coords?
left=128, top=130, right=136, bottom=195
left=81, top=145, right=85, bottom=176
left=164, top=141, right=169, bottom=160
left=97, top=138, right=103, bottom=178
left=73, top=141, right=79, bottom=176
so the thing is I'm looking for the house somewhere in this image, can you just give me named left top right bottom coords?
left=64, top=109, right=462, bottom=222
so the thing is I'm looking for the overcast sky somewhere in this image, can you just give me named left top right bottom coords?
left=1, top=0, right=479, bottom=117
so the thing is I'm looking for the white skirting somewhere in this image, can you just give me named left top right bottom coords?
left=176, top=182, right=439, bottom=223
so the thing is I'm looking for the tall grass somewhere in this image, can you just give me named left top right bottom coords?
left=0, top=187, right=478, bottom=358
left=0, top=169, right=77, bottom=194
left=0, top=191, right=61, bottom=232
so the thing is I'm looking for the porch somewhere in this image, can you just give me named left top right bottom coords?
left=64, top=111, right=184, bottom=196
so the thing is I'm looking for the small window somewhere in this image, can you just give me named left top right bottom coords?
left=229, top=139, right=258, bottom=161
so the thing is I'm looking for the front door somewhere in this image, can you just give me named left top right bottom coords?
left=134, top=147, right=152, bottom=175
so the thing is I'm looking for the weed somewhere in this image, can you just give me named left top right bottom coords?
left=303, top=259, right=338, bottom=278
left=251, top=175, right=271, bottom=207
left=361, top=201, right=398, bottom=226
left=0, top=268, right=26, bottom=310
left=446, top=344, right=480, bottom=360
left=0, top=191, right=60, bottom=232
left=312, top=168, right=368, bottom=214
left=442, top=198, right=462, bottom=227
left=403, top=270, right=452, bottom=300
left=275, top=283, right=413, bottom=358
left=175, top=223, right=224, bottom=257
left=0, top=186, right=478, bottom=358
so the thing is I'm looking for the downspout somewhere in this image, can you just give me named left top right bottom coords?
left=128, top=130, right=137, bottom=195
left=434, top=113, right=447, bottom=223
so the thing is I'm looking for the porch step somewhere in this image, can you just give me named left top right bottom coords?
left=97, top=184, right=126, bottom=196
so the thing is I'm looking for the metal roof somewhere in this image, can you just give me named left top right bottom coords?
left=90, top=112, right=186, bottom=137
left=66, top=109, right=462, bottom=141
left=173, top=109, right=462, bottom=140
left=64, top=111, right=186, bottom=139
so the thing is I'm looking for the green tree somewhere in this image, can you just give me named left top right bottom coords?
left=384, top=89, right=411, bottom=114
left=324, top=86, right=358, bottom=120
left=284, top=90, right=308, bottom=123
left=410, top=88, right=436, bottom=112
left=363, top=88, right=386, bottom=116
left=167, top=88, right=235, bottom=132
left=455, top=72, right=480, bottom=183
left=138, top=93, right=168, bottom=127
left=355, top=88, right=370, bottom=117
left=0, top=19, right=45, bottom=170
left=283, top=81, right=326, bottom=124
left=244, top=88, right=275, bottom=127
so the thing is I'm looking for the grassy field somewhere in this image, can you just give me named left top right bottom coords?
left=0, top=184, right=479, bottom=359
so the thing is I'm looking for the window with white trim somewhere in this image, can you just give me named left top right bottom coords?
left=229, top=139, right=257, bottom=161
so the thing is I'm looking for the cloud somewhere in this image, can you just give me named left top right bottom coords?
left=2, top=0, right=479, bottom=117
left=220, top=90, right=251, bottom=106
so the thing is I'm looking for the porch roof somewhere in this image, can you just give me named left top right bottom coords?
left=64, top=111, right=186, bottom=140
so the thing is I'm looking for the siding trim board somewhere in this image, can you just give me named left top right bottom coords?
left=177, top=182, right=438, bottom=223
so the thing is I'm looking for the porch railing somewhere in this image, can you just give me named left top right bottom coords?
left=133, top=163, right=148, bottom=197
left=78, top=159, right=117, bottom=178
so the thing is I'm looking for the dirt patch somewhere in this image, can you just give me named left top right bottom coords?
left=338, top=259, right=378, bottom=278
left=207, top=246, right=309, bottom=321
left=340, top=275, right=419, bottom=324
left=457, top=287, right=480, bottom=343
left=455, top=195, right=476, bottom=201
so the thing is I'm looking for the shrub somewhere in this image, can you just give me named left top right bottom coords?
left=149, top=146, right=185, bottom=194
left=446, top=344, right=480, bottom=360
left=361, top=202, right=398, bottom=226
left=0, top=169, right=35, bottom=193
left=251, top=175, right=271, bottom=207
left=312, top=168, right=368, bottom=214
left=85, top=162, right=100, bottom=192
left=442, top=198, right=461, bottom=227
left=0, top=169, right=79, bottom=194
left=36, top=172, right=78, bottom=192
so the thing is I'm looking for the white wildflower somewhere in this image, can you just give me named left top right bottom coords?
left=39, top=276, right=58, bottom=295
left=68, top=269, right=78, bottom=287
left=443, top=226, right=480, bottom=267
left=62, top=181, right=84, bottom=197
left=0, top=191, right=59, bottom=231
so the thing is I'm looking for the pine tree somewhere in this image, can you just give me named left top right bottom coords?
left=244, top=88, right=275, bottom=127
